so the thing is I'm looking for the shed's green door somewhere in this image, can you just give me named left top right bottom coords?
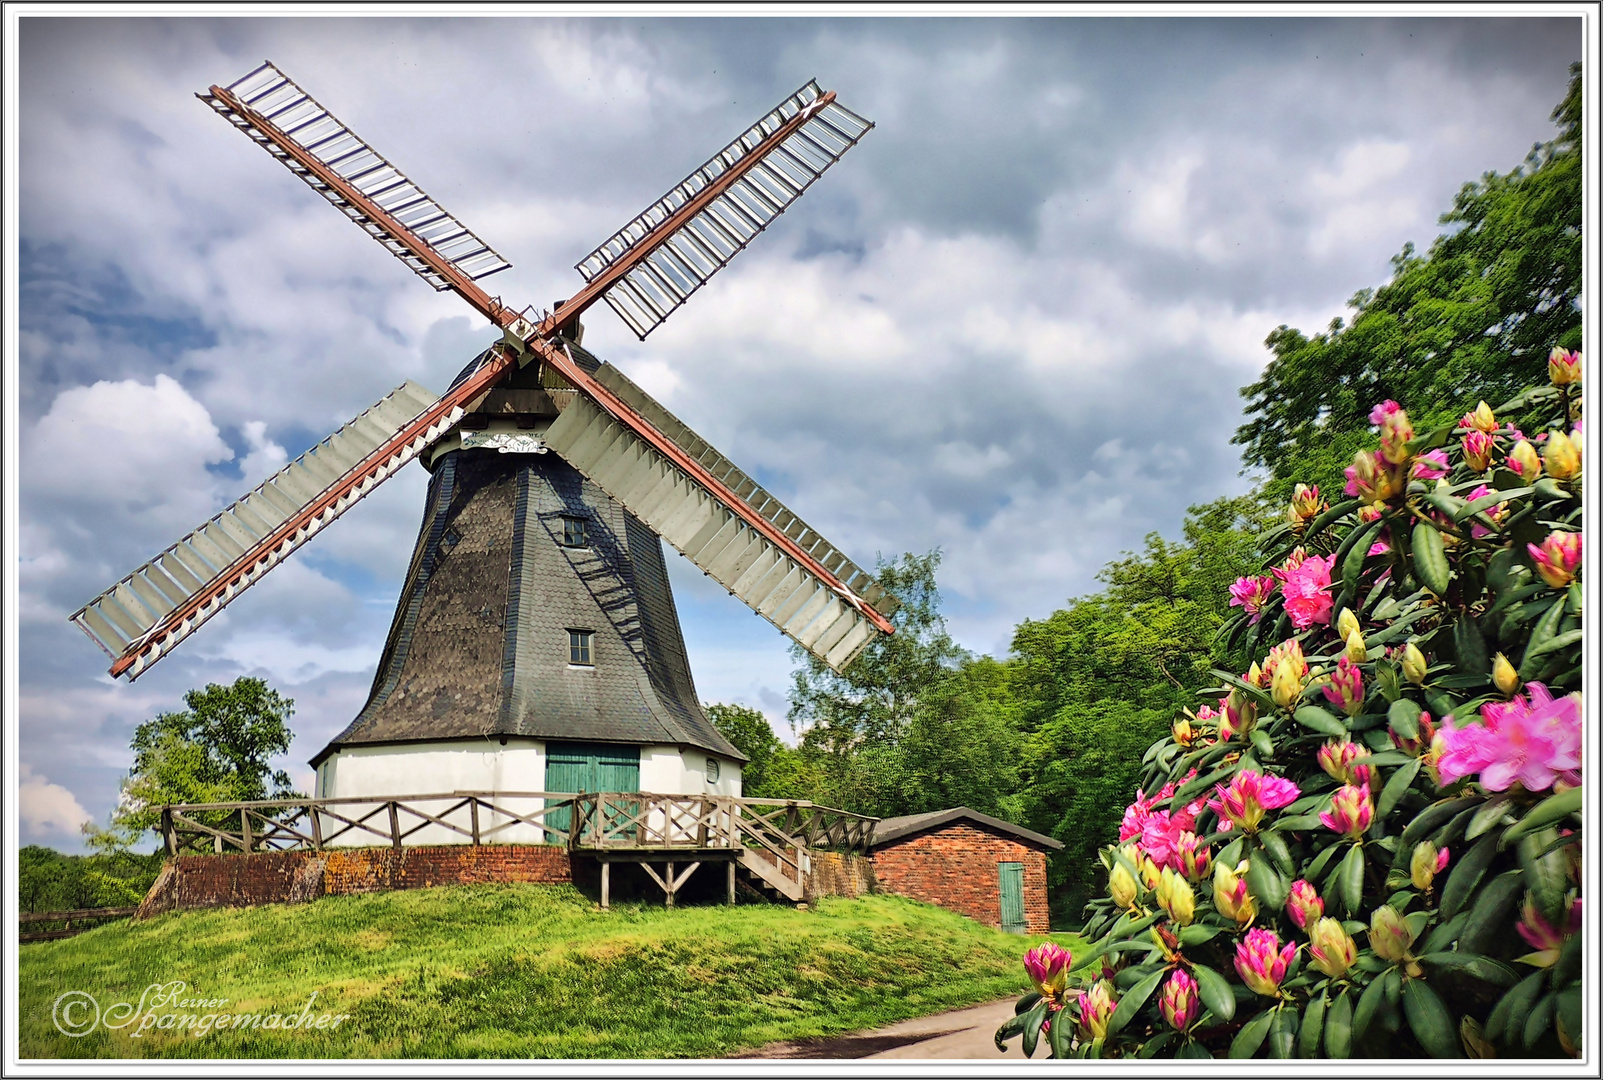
left=999, top=862, right=1027, bottom=934
left=545, top=743, right=641, bottom=838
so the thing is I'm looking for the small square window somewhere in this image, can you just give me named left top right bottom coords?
left=562, top=516, right=589, bottom=548
left=568, top=630, right=594, bottom=666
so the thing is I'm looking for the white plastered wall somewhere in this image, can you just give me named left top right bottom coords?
left=316, top=740, right=552, bottom=846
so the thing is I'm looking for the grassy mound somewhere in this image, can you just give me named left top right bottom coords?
left=20, top=885, right=1078, bottom=1058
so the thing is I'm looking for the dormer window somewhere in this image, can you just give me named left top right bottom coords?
left=562, top=516, right=590, bottom=548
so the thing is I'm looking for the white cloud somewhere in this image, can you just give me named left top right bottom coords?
left=20, top=764, right=94, bottom=838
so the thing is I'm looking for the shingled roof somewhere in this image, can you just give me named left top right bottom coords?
left=311, top=342, right=741, bottom=767
left=869, top=807, right=1064, bottom=850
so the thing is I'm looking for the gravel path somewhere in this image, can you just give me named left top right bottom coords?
left=732, top=998, right=1025, bottom=1060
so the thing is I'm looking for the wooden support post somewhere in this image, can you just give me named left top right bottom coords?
left=727, top=859, right=736, bottom=905
left=161, top=807, right=176, bottom=858
left=240, top=808, right=252, bottom=853
left=388, top=801, right=402, bottom=850
left=601, top=861, right=610, bottom=910
left=470, top=798, right=481, bottom=846
left=310, top=807, right=323, bottom=852
left=666, top=862, right=674, bottom=909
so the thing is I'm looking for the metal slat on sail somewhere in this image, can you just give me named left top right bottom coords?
left=575, top=80, right=873, bottom=339
left=542, top=388, right=890, bottom=674
left=199, top=62, right=511, bottom=292
left=71, top=380, right=453, bottom=677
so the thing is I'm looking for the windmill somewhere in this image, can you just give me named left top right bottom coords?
left=70, top=63, right=896, bottom=810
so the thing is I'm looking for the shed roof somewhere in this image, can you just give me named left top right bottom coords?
left=869, top=807, right=1064, bottom=851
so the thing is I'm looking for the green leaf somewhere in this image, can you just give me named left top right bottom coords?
left=1175, top=1040, right=1213, bottom=1058
left=1294, top=706, right=1349, bottom=738
left=1522, top=990, right=1554, bottom=1051
left=1351, top=972, right=1387, bottom=1041
left=1421, top=911, right=1467, bottom=954
left=1401, top=797, right=1477, bottom=849
left=1299, top=990, right=1327, bottom=1058
left=1250, top=728, right=1275, bottom=760
left=1376, top=756, right=1423, bottom=819
left=1014, top=992, right=1043, bottom=1016
left=1452, top=618, right=1488, bottom=682
left=1178, top=924, right=1221, bottom=946
left=1487, top=969, right=1544, bottom=1046
left=1190, top=963, right=1236, bottom=1022
left=1258, top=829, right=1294, bottom=876
left=1402, top=978, right=1461, bottom=1057
left=1106, top=967, right=1164, bottom=1036
left=1229, top=1008, right=1275, bottom=1059
left=1272, top=813, right=1326, bottom=832
left=1049, top=1001, right=1073, bottom=1059
left=1325, top=988, right=1353, bottom=1058
left=1306, top=497, right=1362, bottom=539
left=1551, top=928, right=1582, bottom=989
left=1517, top=829, right=1570, bottom=925
left=1502, top=786, right=1582, bottom=846
left=995, top=1007, right=1031, bottom=1051
left=1247, top=856, right=1289, bottom=912
left=1459, top=869, right=1525, bottom=956
left=1464, top=794, right=1513, bottom=841
left=1268, top=1005, right=1300, bottom=1058
left=1337, top=843, right=1365, bottom=916
left=1417, top=951, right=1519, bottom=987
left=1456, top=487, right=1532, bottom=520
left=1411, top=521, right=1451, bottom=596
left=1020, top=999, right=1049, bottom=1058
left=1440, top=830, right=1500, bottom=919
left=1341, top=517, right=1388, bottom=593
left=1555, top=986, right=1581, bottom=1054
left=1387, top=698, right=1422, bottom=741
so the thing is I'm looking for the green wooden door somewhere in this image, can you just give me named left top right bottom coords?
left=999, top=862, right=1027, bottom=934
left=545, top=743, right=640, bottom=839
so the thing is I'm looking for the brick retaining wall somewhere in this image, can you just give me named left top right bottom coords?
left=870, top=824, right=1051, bottom=933
left=135, top=845, right=571, bottom=918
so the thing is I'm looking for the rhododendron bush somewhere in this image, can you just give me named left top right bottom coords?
left=998, top=355, right=1583, bottom=1060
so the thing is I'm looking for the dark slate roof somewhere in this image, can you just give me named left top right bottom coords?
left=869, top=807, right=1064, bottom=851
left=311, top=348, right=741, bottom=766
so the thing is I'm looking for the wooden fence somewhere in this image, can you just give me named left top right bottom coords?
left=19, top=906, right=139, bottom=943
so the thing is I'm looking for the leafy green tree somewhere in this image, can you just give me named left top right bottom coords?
left=707, top=703, right=792, bottom=799
left=84, top=677, right=299, bottom=853
left=1236, top=66, right=1582, bottom=504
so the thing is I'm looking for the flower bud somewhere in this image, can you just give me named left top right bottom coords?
left=1320, top=782, right=1373, bottom=840
left=1549, top=347, right=1582, bottom=387
left=1411, top=842, right=1450, bottom=891
left=1286, top=483, right=1326, bottom=531
left=1460, top=400, right=1498, bottom=434
left=1544, top=430, right=1581, bottom=481
left=1024, top=941, right=1072, bottom=997
left=1286, top=878, right=1323, bottom=930
left=1271, top=660, right=1303, bottom=708
left=1176, top=831, right=1211, bottom=883
left=1322, top=655, right=1366, bottom=716
left=1307, top=916, right=1358, bottom=979
left=1078, top=980, right=1117, bottom=1041
left=1159, top=968, right=1200, bottom=1031
left=1156, top=867, right=1196, bottom=927
left=1528, top=530, right=1583, bottom=589
left=1246, top=661, right=1266, bottom=688
left=1139, top=853, right=1162, bottom=890
left=1108, top=860, right=1139, bottom=910
left=1492, top=652, right=1521, bottom=697
left=1214, top=860, right=1258, bottom=927
left=1509, top=439, right=1543, bottom=480
left=1401, top=641, right=1429, bottom=685
left=1371, top=400, right=1415, bottom=465
left=1369, top=904, right=1416, bottom=962
left=1461, top=429, right=1495, bottom=472
left=1317, top=739, right=1372, bottom=785
left=1390, top=710, right=1435, bottom=758
left=1336, top=607, right=1361, bottom=642
left=1344, top=449, right=1403, bottom=505
left=1172, top=714, right=1194, bottom=747
left=1235, top=927, right=1296, bottom=997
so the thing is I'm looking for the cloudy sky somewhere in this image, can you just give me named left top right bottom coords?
left=7, top=13, right=1583, bottom=849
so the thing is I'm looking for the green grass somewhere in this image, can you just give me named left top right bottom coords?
left=19, top=884, right=1081, bottom=1059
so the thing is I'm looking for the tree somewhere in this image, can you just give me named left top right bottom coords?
left=1235, top=66, right=1582, bottom=505
left=84, top=677, right=299, bottom=852
left=706, top=702, right=792, bottom=799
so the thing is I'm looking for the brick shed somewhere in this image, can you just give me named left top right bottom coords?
left=868, top=807, right=1061, bottom=934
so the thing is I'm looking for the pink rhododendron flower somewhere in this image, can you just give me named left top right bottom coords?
left=1411, top=449, right=1450, bottom=480
left=1229, top=575, right=1277, bottom=623
left=1518, top=895, right=1582, bottom=967
left=1235, top=928, right=1296, bottom=997
left=1345, top=450, right=1403, bottom=504
left=1175, top=831, right=1211, bottom=882
left=1437, top=684, right=1582, bottom=792
left=1209, top=770, right=1300, bottom=832
left=1465, top=484, right=1506, bottom=539
left=1321, top=656, right=1366, bottom=717
left=1272, top=552, right=1337, bottom=630
left=1371, top=401, right=1415, bottom=465
left=1368, top=539, right=1391, bottom=557
left=1528, top=531, right=1582, bottom=589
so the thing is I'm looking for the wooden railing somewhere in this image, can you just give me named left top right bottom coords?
left=159, top=792, right=879, bottom=860
left=19, top=906, right=139, bottom=943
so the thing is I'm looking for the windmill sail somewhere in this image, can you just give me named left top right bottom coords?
left=574, top=80, right=873, bottom=339
left=199, top=62, right=512, bottom=293
left=543, top=362, right=894, bottom=673
left=71, top=356, right=513, bottom=680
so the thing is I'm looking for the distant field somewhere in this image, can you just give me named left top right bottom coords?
left=19, top=885, right=1082, bottom=1059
